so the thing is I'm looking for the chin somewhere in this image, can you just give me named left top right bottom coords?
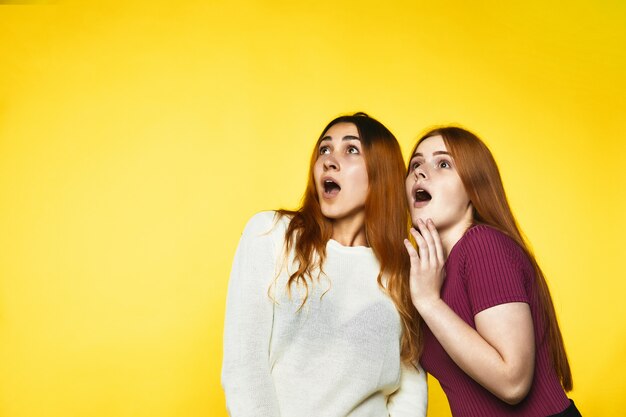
left=319, top=205, right=339, bottom=219
left=320, top=205, right=362, bottom=222
left=411, top=216, right=438, bottom=228
left=410, top=210, right=431, bottom=224
left=321, top=211, right=345, bottom=220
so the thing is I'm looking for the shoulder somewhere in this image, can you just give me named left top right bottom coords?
left=456, top=226, right=533, bottom=312
left=241, top=211, right=291, bottom=242
left=455, top=224, right=534, bottom=283
left=458, top=224, right=524, bottom=257
left=242, top=211, right=277, bottom=235
left=463, top=224, right=511, bottom=242
left=455, top=225, right=532, bottom=273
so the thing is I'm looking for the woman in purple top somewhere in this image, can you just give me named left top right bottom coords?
left=402, top=127, right=581, bottom=416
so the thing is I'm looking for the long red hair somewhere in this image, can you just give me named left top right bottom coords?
left=277, top=112, right=422, bottom=363
left=411, top=126, right=573, bottom=390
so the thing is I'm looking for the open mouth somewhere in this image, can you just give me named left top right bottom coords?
left=323, top=179, right=341, bottom=196
left=414, top=189, right=432, bottom=202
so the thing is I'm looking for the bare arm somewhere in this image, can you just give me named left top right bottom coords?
left=404, top=219, right=535, bottom=404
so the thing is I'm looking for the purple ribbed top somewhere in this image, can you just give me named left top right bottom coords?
left=420, top=225, right=570, bottom=416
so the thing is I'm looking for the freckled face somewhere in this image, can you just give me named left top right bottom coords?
left=313, top=122, right=369, bottom=221
left=405, top=135, right=472, bottom=232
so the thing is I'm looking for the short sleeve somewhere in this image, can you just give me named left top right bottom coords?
left=461, top=226, right=531, bottom=316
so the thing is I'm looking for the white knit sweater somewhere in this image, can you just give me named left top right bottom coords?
left=222, top=211, right=427, bottom=417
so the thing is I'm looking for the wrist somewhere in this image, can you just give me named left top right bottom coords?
left=414, top=296, right=443, bottom=318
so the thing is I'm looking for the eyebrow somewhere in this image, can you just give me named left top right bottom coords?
left=411, top=150, right=451, bottom=157
left=320, top=135, right=361, bottom=142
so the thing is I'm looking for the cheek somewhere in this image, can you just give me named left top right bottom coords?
left=358, top=168, right=369, bottom=188
left=349, top=173, right=369, bottom=204
left=347, top=162, right=368, bottom=187
left=313, top=159, right=323, bottom=179
left=351, top=173, right=369, bottom=199
left=448, top=183, right=470, bottom=208
left=405, top=177, right=413, bottom=198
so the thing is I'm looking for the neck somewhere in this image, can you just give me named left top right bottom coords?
left=439, top=222, right=471, bottom=256
left=439, top=207, right=474, bottom=256
left=331, top=213, right=368, bottom=247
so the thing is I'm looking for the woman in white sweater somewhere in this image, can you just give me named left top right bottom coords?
left=222, top=113, right=427, bottom=417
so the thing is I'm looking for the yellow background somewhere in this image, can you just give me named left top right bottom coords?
left=1, top=1, right=624, bottom=416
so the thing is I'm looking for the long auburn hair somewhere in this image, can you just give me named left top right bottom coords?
left=277, top=112, right=422, bottom=363
left=411, top=126, right=573, bottom=390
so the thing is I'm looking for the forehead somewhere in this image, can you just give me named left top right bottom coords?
left=415, top=135, right=447, bottom=155
left=322, top=122, right=359, bottom=140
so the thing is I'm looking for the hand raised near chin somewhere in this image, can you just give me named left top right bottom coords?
left=403, top=218, right=446, bottom=312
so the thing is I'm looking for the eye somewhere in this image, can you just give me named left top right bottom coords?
left=347, top=145, right=360, bottom=154
left=410, top=160, right=422, bottom=170
left=438, top=160, right=452, bottom=169
left=319, top=146, right=330, bottom=155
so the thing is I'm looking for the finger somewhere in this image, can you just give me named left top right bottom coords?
left=426, top=218, right=445, bottom=265
left=418, top=218, right=438, bottom=268
left=410, top=226, right=429, bottom=266
left=404, top=239, right=421, bottom=297
left=403, top=239, right=421, bottom=283
left=403, top=238, right=419, bottom=260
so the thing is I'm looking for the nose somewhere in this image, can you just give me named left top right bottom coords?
left=412, top=165, right=427, bottom=179
left=323, top=155, right=339, bottom=171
